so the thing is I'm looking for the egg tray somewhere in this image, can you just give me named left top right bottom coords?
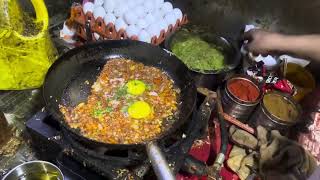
left=67, top=4, right=188, bottom=45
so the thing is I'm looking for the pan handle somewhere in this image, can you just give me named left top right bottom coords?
left=146, top=141, right=175, bottom=180
left=146, top=90, right=216, bottom=179
left=171, top=90, right=216, bottom=173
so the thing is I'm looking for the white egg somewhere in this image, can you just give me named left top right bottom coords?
left=157, top=0, right=164, bottom=5
left=154, top=0, right=164, bottom=9
left=136, top=19, right=148, bottom=29
left=93, top=6, right=106, bottom=19
left=152, top=10, right=163, bottom=20
left=104, top=13, right=116, bottom=24
left=124, top=11, right=138, bottom=25
left=60, top=22, right=76, bottom=43
left=61, top=21, right=75, bottom=36
left=145, top=13, right=156, bottom=25
left=127, top=0, right=136, bottom=8
left=126, top=25, right=140, bottom=38
left=103, top=0, right=115, bottom=13
left=94, top=0, right=104, bottom=7
left=138, top=30, right=151, bottom=43
left=164, top=12, right=177, bottom=26
left=94, top=32, right=100, bottom=40
left=134, top=5, right=146, bottom=18
left=83, top=2, right=94, bottom=14
left=143, top=1, right=154, bottom=14
left=159, top=8, right=168, bottom=18
left=173, top=8, right=183, bottom=21
left=135, top=0, right=144, bottom=5
left=146, top=23, right=160, bottom=38
left=113, top=4, right=128, bottom=18
left=115, top=18, right=128, bottom=31
left=160, top=2, right=173, bottom=14
left=158, top=19, right=168, bottom=32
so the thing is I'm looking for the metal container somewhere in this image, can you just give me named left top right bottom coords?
left=221, top=75, right=262, bottom=121
left=249, top=91, right=302, bottom=132
left=2, top=161, right=64, bottom=180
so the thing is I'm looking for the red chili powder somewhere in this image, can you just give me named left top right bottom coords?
left=227, top=79, right=260, bottom=102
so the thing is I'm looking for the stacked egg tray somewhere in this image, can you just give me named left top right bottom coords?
left=67, top=3, right=188, bottom=45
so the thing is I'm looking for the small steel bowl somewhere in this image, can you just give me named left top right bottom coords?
left=221, top=74, right=263, bottom=121
left=249, top=91, right=302, bottom=133
left=2, top=161, right=64, bottom=180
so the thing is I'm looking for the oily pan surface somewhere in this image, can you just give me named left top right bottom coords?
left=60, top=58, right=179, bottom=144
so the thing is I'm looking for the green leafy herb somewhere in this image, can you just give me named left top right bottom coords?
left=93, top=109, right=104, bottom=118
left=121, top=106, right=129, bottom=113
left=93, top=101, right=113, bottom=118
left=114, top=86, right=127, bottom=100
left=125, top=94, right=132, bottom=99
left=105, top=107, right=113, bottom=113
left=127, top=100, right=134, bottom=106
left=146, top=84, right=152, bottom=91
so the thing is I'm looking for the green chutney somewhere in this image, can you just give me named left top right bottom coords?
left=171, top=36, right=224, bottom=72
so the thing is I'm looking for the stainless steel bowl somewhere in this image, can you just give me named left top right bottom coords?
left=2, top=161, right=64, bottom=180
left=249, top=91, right=302, bottom=133
left=221, top=75, right=262, bottom=121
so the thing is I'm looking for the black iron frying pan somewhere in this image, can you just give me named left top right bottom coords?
left=43, top=40, right=197, bottom=179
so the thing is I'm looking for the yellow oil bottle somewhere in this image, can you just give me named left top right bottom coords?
left=0, top=0, right=57, bottom=90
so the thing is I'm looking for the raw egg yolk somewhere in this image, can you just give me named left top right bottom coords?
left=126, top=80, right=146, bottom=95
left=128, top=101, right=151, bottom=119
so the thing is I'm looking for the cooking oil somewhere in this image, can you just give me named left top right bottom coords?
left=17, top=172, right=62, bottom=180
left=0, top=0, right=57, bottom=90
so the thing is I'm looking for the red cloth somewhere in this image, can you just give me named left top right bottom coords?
left=177, top=119, right=239, bottom=180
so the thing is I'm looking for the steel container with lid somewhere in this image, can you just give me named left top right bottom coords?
left=221, top=75, right=262, bottom=122
left=249, top=91, right=301, bottom=133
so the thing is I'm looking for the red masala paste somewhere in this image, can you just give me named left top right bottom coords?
left=227, top=79, right=260, bottom=102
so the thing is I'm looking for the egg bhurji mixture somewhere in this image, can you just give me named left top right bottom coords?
left=60, top=59, right=179, bottom=144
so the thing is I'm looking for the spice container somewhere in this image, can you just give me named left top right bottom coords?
left=221, top=75, right=262, bottom=121
left=249, top=91, right=301, bottom=132
left=282, top=63, right=315, bottom=102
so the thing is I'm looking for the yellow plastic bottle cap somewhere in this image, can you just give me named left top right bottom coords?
left=128, top=101, right=151, bottom=119
left=126, top=80, right=146, bottom=95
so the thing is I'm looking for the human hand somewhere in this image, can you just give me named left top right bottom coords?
left=244, top=29, right=284, bottom=55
